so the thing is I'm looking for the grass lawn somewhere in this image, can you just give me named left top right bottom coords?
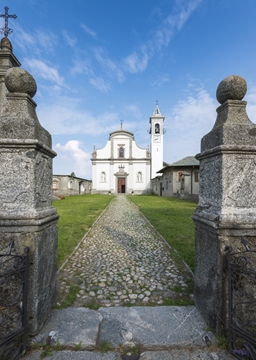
left=53, top=194, right=114, bottom=267
left=128, top=195, right=197, bottom=271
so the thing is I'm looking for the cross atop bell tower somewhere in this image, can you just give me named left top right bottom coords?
left=0, top=6, right=17, bottom=38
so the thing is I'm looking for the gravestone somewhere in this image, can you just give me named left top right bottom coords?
left=0, top=37, right=58, bottom=335
left=193, top=75, right=256, bottom=333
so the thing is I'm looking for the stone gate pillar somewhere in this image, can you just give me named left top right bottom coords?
left=0, top=37, right=20, bottom=114
left=0, top=41, right=58, bottom=335
left=193, top=75, right=256, bottom=333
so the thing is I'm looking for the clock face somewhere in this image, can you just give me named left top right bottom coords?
left=153, top=135, right=161, bottom=143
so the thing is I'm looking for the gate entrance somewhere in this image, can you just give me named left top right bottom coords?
left=226, top=237, right=256, bottom=359
left=118, top=178, right=126, bottom=193
left=0, top=241, right=29, bottom=359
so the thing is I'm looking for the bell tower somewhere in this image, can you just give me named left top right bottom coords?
left=149, top=104, right=165, bottom=178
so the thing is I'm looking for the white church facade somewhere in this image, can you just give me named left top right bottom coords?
left=91, top=105, right=165, bottom=194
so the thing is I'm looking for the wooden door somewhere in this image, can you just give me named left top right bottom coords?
left=118, top=178, right=125, bottom=193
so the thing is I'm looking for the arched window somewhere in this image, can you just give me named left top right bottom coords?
left=155, top=123, right=160, bottom=134
left=52, top=181, right=58, bottom=190
left=100, top=172, right=106, bottom=182
left=137, top=172, right=142, bottom=182
left=119, top=147, right=124, bottom=158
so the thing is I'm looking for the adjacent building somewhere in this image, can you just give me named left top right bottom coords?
left=52, top=175, right=92, bottom=197
left=151, top=156, right=199, bottom=201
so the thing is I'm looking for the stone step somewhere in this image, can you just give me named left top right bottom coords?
left=24, top=349, right=235, bottom=360
left=24, top=306, right=235, bottom=359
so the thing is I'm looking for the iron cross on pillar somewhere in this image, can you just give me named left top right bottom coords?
left=0, top=6, right=17, bottom=38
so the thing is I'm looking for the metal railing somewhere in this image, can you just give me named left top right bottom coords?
left=0, top=240, right=29, bottom=360
left=226, top=238, right=256, bottom=359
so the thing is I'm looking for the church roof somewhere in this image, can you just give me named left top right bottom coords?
left=169, top=156, right=199, bottom=167
left=157, top=156, right=199, bottom=173
left=149, top=104, right=165, bottom=124
left=109, top=120, right=134, bottom=138
left=109, top=129, right=134, bottom=138
left=153, top=104, right=161, bottom=116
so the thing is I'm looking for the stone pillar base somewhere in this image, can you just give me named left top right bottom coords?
left=0, top=212, right=58, bottom=335
left=193, top=214, right=256, bottom=333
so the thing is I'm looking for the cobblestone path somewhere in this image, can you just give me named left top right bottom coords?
left=57, top=195, right=194, bottom=308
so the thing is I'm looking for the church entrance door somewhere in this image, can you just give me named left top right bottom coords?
left=118, top=178, right=126, bottom=193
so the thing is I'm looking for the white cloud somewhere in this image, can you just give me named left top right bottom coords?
left=151, top=74, right=170, bottom=87
left=168, top=0, right=202, bottom=31
left=81, top=24, right=97, bottom=39
left=35, top=29, right=58, bottom=53
left=71, top=58, right=93, bottom=76
left=62, top=30, right=77, bottom=47
left=23, top=58, right=64, bottom=86
left=89, top=77, right=111, bottom=93
left=169, top=88, right=216, bottom=134
left=37, top=96, right=120, bottom=136
left=163, top=85, right=217, bottom=163
left=65, top=0, right=202, bottom=90
left=12, top=24, right=35, bottom=51
left=164, top=82, right=256, bottom=163
left=123, top=0, right=202, bottom=74
left=245, top=86, right=256, bottom=124
left=54, top=140, right=91, bottom=178
left=13, top=24, right=58, bottom=56
left=123, top=49, right=149, bottom=74
left=122, top=104, right=142, bottom=120
left=94, top=48, right=125, bottom=83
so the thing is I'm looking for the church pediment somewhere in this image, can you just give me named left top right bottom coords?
left=109, top=130, right=134, bottom=139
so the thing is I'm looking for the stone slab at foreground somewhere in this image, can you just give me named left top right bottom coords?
left=31, top=308, right=103, bottom=350
left=25, top=307, right=237, bottom=360
left=139, top=350, right=235, bottom=360
left=25, top=350, right=121, bottom=360
left=99, top=306, right=212, bottom=349
left=24, top=349, right=235, bottom=360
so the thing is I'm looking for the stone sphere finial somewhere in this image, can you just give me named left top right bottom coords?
left=1, top=37, right=12, bottom=51
left=5, top=67, right=37, bottom=98
left=216, top=75, right=247, bottom=105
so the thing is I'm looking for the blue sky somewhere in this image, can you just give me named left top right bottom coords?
left=1, top=0, right=256, bottom=179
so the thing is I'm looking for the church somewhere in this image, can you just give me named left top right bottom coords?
left=91, top=105, right=165, bottom=194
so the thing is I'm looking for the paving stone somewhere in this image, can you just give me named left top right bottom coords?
left=31, top=308, right=102, bottom=349
left=25, top=351, right=121, bottom=359
left=139, top=350, right=235, bottom=360
left=98, top=306, right=213, bottom=349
